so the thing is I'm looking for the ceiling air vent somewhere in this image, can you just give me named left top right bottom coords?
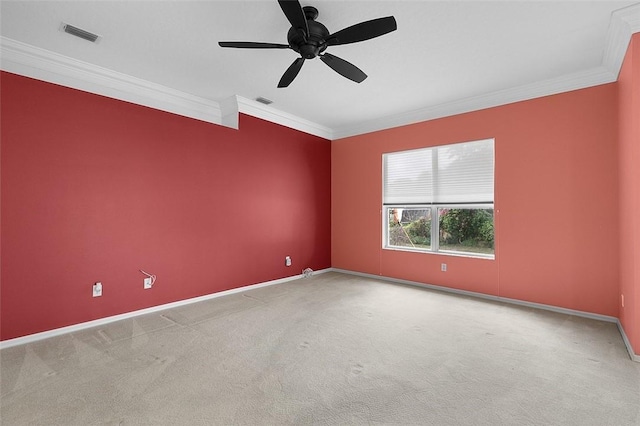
left=255, top=97, right=273, bottom=105
left=61, top=23, right=100, bottom=43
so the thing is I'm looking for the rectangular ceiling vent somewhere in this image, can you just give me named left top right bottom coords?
left=61, top=23, right=100, bottom=43
left=255, top=97, right=273, bottom=105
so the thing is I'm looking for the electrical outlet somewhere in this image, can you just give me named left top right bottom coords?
left=93, top=282, right=102, bottom=297
left=285, top=256, right=292, bottom=267
left=144, top=277, right=153, bottom=289
left=622, top=294, right=625, bottom=308
left=441, top=263, right=447, bottom=272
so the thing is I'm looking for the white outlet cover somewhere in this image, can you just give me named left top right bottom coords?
left=144, top=277, right=153, bottom=289
left=93, top=282, right=102, bottom=297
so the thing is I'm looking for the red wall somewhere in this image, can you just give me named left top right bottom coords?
left=333, top=83, right=620, bottom=317
left=1, top=72, right=331, bottom=340
left=3, top=36, right=637, bottom=353
left=618, top=33, right=640, bottom=356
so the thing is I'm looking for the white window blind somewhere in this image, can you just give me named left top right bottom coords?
left=383, top=148, right=433, bottom=204
left=383, top=139, right=494, bottom=205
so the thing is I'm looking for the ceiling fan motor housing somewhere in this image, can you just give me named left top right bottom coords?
left=287, top=7, right=329, bottom=59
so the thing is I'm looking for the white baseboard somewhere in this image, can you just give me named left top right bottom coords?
left=330, top=268, right=639, bottom=362
left=3, top=267, right=637, bottom=362
left=616, top=321, right=640, bottom=362
left=0, top=268, right=332, bottom=350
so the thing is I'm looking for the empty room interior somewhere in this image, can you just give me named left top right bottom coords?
left=1, top=1, right=640, bottom=424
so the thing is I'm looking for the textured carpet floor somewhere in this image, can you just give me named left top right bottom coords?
left=1, top=272, right=639, bottom=425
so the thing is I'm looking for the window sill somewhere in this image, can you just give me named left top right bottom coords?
left=383, top=246, right=495, bottom=260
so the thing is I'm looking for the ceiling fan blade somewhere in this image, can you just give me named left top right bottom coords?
left=327, top=16, right=397, bottom=46
left=278, top=57, right=305, bottom=88
left=219, top=41, right=290, bottom=49
left=278, top=0, right=308, bottom=36
left=320, top=53, right=367, bottom=83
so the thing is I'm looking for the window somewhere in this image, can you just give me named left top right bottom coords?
left=383, top=139, right=494, bottom=258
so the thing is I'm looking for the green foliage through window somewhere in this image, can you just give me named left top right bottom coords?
left=439, top=209, right=494, bottom=249
left=387, top=207, right=494, bottom=256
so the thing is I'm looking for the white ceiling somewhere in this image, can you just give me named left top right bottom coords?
left=1, top=1, right=639, bottom=139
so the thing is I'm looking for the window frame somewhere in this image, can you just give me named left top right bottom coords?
left=382, top=139, right=495, bottom=260
left=383, top=204, right=495, bottom=259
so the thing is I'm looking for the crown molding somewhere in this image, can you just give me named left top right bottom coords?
left=2, top=3, right=639, bottom=141
left=219, top=95, right=239, bottom=129
left=332, top=3, right=640, bottom=140
left=236, top=96, right=333, bottom=140
left=331, top=66, right=617, bottom=140
left=603, top=3, right=640, bottom=78
left=0, top=37, right=231, bottom=128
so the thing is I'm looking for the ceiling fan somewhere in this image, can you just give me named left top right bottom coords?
left=218, top=0, right=397, bottom=88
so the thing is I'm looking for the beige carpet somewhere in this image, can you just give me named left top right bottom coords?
left=1, top=272, right=639, bottom=425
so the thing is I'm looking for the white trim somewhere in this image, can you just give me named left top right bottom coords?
left=332, top=66, right=616, bottom=139
left=332, top=4, right=640, bottom=140
left=1, top=267, right=636, bottom=362
left=332, top=268, right=617, bottom=322
left=603, top=3, right=640, bottom=79
left=2, top=3, right=639, bottom=141
left=382, top=245, right=495, bottom=261
left=219, top=95, right=239, bottom=129
left=0, top=269, right=332, bottom=350
left=0, top=37, right=228, bottom=128
left=236, top=96, right=333, bottom=140
left=616, top=320, right=640, bottom=362
left=330, top=268, right=639, bottom=362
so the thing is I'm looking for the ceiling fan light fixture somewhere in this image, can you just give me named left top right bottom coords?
left=60, top=22, right=101, bottom=43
